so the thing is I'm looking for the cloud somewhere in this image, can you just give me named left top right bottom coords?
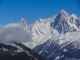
left=0, top=25, right=32, bottom=43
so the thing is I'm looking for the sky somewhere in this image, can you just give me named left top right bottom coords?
left=0, top=0, right=80, bottom=25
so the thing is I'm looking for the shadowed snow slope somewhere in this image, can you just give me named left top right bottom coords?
left=34, top=31, right=80, bottom=60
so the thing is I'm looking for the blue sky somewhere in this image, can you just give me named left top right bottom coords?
left=0, top=0, right=80, bottom=25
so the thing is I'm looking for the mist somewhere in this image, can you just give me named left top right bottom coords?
left=0, top=25, right=32, bottom=43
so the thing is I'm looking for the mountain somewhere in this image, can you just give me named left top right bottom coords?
left=0, top=42, right=46, bottom=60
left=5, top=18, right=29, bottom=29
left=33, top=10, right=80, bottom=60
left=5, top=10, right=80, bottom=48
left=53, top=10, right=80, bottom=33
left=4, top=9, right=80, bottom=60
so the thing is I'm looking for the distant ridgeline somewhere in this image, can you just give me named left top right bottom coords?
left=0, top=42, right=47, bottom=60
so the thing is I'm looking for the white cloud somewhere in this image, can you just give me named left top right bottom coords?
left=0, top=25, right=32, bottom=43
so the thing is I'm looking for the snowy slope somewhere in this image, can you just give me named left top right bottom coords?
left=32, top=10, right=80, bottom=60
left=34, top=30, right=80, bottom=60
left=25, top=17, right=59, bottom=48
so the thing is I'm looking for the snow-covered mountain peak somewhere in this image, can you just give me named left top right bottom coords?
left=20, top=18, right=28, bottom=26
left=59, top=9, right=70, bottom=18
left=53, top=10, right=69, bottom=27
left=5, top=18, right=29, bottom=29
left=20, top=18, right=27, bottom=23
left=71, top=14, right=78, bottom=19
left=18, top=18, right=29, bottom=27
left=60, top=9, right=67, bottom=13
left=53, top=10, right=80, bottom=33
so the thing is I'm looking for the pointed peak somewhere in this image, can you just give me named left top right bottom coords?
left=59, top=9, right=68, bottom=14
left=71, top=14, right=78, bottom=19
left=20, top=18, right=28, bottom=24
left=19, top=18, right=29, bottom=27
left=57, top=9, right=69, bottom=17
left=60, top=9, right=66, bottom=12
left=21, top=18, right=26, bottom=22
